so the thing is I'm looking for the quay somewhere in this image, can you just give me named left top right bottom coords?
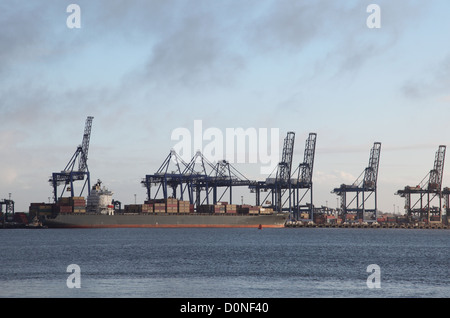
left=284, top=220, right=449, bottom=230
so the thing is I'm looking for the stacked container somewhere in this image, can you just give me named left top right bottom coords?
left=197, top=205, right=215, bottom=213
left=71, top=197, right=86, bottom=213
left=214, top=204, right=226, bottom=214
left=166, top=198, right=178, bottom=213
left=260, top=207, right=274, bottom=215
left=154, top=202, right=166, bottom=213
left=237, top=204, right=251, bottom=214
left=249, top=206, right=260, bottom=215
left=226, top=204, right=237, bottom=214
left=57, top=197, right=74, bottom=213
left=141, top=203, right=153, bottom=213
left=29, top=203, right=54, bottom=217
left=178, top=200, right=190, bottom=213
left=14, top=212, right=29, bottom=224
left=124, top=204, right=142, bottom=213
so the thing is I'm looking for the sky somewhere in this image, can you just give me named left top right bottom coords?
left=1, top=0, right=450, bottom=213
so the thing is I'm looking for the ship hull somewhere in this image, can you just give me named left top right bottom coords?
left=43, top=213, right=288, bottom=228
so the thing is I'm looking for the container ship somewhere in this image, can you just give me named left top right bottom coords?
left=30, top=181, right=288, bottom=229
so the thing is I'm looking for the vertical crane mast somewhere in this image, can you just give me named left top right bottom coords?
left=50, top=116, right=94, bottom=202
left=277, top=132, right=295, bottom=183
left=363, top=142, right=381, bottom=188
left=299, top=133, right=317, bottom=185
left=79, top=116, right=93, bottom=172
left=428, top=145, right=446, bottom=190
left=274, top=132, right=295, bottom=212
left=293, top=133, right=317, bottom=220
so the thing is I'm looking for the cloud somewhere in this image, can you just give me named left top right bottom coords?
left=138, top=12, right=246, bottom=90
left=401, top=53, right=450, bottom=100
left=315, top=170, right=357, bottom=186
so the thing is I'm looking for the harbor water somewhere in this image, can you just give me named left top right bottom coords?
left=0, top=227, right=448, bottom=298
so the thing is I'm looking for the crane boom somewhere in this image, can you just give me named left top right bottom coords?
left=299, top=133, right=317, bottom=184
left=428, top=145, right=446, bottom=190
left=277, top=132, right=295, bottom=183
left=79, top=116, right=93, bottom=172
left=363, top=142, right=381, bottom=188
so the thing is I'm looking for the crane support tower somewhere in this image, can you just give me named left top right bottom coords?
left=273, top=132, right=296, bottom=213
left=291, top=133, right=317, bottom=220
left=332, top=142, right=381, bottom=223
left=249, top=132, right=317, bottom=217
left=249, top=132, right=296, bottom=213
left=49, top=116, right=94, bottom=203
left=396, top=145, right=446, bottom=223
left=0, top=198, right=15, bottom=228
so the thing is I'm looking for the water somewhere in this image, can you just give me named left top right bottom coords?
left=0, top=228, right=449, bottom=298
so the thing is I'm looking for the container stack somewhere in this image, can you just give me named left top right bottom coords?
left=29, top=203, right=54, bottom=217
left=124, top=204, right=142, bottom=213
left=71, top=197, right=86, bottom=213
left=326, top=215, right=337, bottom=224
left=260, top=207, right=273, bottom=215
left=14, top=212, right=29, bottom=224
left=387, top=216, right=397, bottom=223
left=198, top=204, right=214, bottom=214
left=237, top=204, right=251, bottom=214
left=313, top=214, right=326, bottom=224
left=141, top=203, right=153, bottom=213
left=300, top=212, right=312, bottom=219
left=166, top=198, right=178, bottom=213
left=56, top=197, right=74, bottom=214
left=249, top=206, right=260, bottom=215
left=178, top=200, right=190, bottom=213
left=214, top=204, right=226, bottom=214
left=226, top=204, right=237, bottom=214
left=154, top=202, right=166, bottom=213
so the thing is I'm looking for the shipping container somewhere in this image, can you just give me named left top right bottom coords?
left=177, top=201, right=190, bottom=213
left=154, top=202, right=166, bottom=213
left=198, top=205, right=215, bottom=214
left=214, top=204, right=226, bottom=213
left=225, top=204, right=237, bottom=213
left=260, top=207, right=273, bottom=215
left=300, top=212, right=311, bottom=219
left=141, top=203, right=153, bottom=213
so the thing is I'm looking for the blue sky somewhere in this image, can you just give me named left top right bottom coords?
left=1, top=1, right=450, bottom=212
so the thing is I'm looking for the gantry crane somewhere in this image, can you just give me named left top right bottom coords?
left=49, top=116, right=94, bottom=203
left=249, top=132, right=296, bottom=213
left=142, top=150, right=254, bottom=207
left=0, top=196, right=14, bottom=228
left=291, top=133, right=317, bottom=220
left=332, top=142, right=381, bottom=222
left=396, top=145, right=446, bottom=223
left=274, top=131, right=296, bottom=212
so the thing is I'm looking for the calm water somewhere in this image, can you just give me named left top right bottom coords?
left=0, top=228, right=448, bottom=298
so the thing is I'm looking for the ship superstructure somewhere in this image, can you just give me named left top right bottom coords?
left=86, top=180, right=114, bottom=215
